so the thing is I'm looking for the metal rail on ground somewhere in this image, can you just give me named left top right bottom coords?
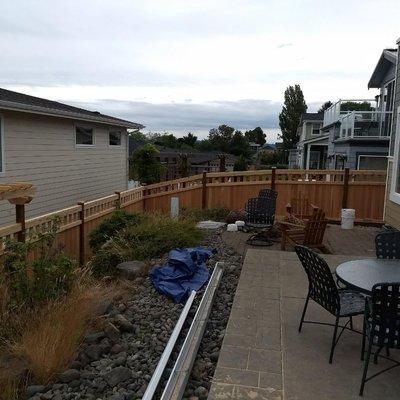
left=142, top=290, right=197, bottom=400
left=160, top=262, right=225, bottom=400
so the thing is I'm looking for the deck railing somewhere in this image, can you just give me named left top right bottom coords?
left=323, top=99, right=377, bottom=127
left=0, top=169, right=387, bottom=263
left=337, top=111, right=392, bottom=139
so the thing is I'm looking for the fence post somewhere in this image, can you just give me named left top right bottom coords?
left=15, top=203, right=26, bottom=242
left=342, top=168, right=350, bottom=209
left=271, top=167, right=276, bottom=191
left=141, top=184, right=147, bottom=212
left=115, top=191, right=121, bottom=210
left=78, top=201, right=86, bottom=266
left=202, top=171, right=208, bottom=209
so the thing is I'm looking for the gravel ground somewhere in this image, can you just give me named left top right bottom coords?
left=26, top=228, right=242, bottom=400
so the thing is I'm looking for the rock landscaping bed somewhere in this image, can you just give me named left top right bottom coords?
left=26, top=228, right=243, bottom=400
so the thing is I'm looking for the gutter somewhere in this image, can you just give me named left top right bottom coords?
left=0, top=99, right=144, bottom=129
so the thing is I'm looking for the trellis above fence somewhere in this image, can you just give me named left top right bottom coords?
left=0, top=169, right=387, bottom=263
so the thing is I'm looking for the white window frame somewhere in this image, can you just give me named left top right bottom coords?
left=390, top=106, right=400, bottom=204
left=75, top=125, right=95, bottom=147
left=108, top=130, right=122, bottom=147
left=311, top=123, right=321, bottom=136
left=0, top=114, right=5, bottom=176
left=357, top=154, right=387, bottom=170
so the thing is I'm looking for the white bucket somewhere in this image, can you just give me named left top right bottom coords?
left=341, top=208, right=355, bottom=230
left=227, top=223, right=238, bottom=232
left=235, top=220, right=245, bottom=231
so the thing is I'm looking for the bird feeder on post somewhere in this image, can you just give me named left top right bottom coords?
left=0, top=183, right=36, bottom=242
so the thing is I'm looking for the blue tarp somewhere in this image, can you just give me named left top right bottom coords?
left=150, top=247, right=216, bottom=303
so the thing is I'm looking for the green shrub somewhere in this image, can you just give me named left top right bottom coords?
left=89, top=210, right=146, bottom=251
left=2, top=223, right=76, bottom=308
left=90, top=215, right=204, bottom=276
left=181, top=207, right=230, bottom=222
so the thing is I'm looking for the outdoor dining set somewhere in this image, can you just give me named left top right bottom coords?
left=243, top=189, right=400, bottom=396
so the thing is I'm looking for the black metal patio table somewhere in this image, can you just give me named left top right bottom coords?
left=336, top=259, right=400, bottom=294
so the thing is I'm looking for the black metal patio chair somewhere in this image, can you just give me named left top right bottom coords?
left=258, top=188, right=276, bottom=199
left=375, top=231, right=400, bottom=259
left=359, top=283, right=400, bottom=396
left=244, top=191, right=277, bottom=246
left=295, top=245, right=365, bottom=364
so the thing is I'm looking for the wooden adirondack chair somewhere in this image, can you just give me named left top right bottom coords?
left=280, top=208, right=329, bottom=252
left=286, top=194, right=318, bottom=221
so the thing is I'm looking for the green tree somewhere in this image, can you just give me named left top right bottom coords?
left=340, top=101, right=374, bottom=112
left=208, top=124, right=235, bottom=152
left=318, top=101, right=333, bottom=113
left=244, top=127, right=266, bottom=145
left=130, top=144, right=164, bottom=184
left=178, top=132, right=197, bottom=147
left=233, top=155, right=248, bottom=171
left=154, top=133, right=180, bottom=149
left=195, top=139, right=214, bottom=151
left=229, top=130, right=251, bottom=157
left=279, top=84, right=307, bottom=150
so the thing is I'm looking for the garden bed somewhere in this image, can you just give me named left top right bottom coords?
left=25, top=228, right=243, bottom=400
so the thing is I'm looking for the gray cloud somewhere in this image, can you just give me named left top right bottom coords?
left=277, top=42, right=293, bottom=49
left=70, top=98, right=282, bottom=135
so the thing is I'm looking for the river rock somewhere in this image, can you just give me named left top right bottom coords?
left=113, top=314, right=135, bottom=332
left=26, top=385, right=46, bottom=397
left=103, top=366, right=132, bottom=387
left=116, top=260, right=146, bottom=280
left=59, top=369, right=80, bottom=383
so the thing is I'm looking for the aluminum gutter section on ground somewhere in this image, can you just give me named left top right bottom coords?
left=160, top=262, right=225, bottom=400
left=142, top=290, right=197, bottom=400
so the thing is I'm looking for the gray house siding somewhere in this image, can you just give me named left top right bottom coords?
left=385, top=43, right=400, bottom=228
left=390, top=54, right=400, bottom=156
left=0, top=110, right=129, bottom=225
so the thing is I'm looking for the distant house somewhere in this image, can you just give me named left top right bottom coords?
left=0, top=88, right=143, bottom=225
left=289, top=48, right=396, bottom=171
left=153, top=148, right=237, bottom=180
left=289, top=113, right=326, bottom=169
left=322, top=49, right=396, bottom=170
left=249, top=142, right=261, bottom=154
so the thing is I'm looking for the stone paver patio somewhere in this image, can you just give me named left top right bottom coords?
left=209, top=249, right=400, bottom=400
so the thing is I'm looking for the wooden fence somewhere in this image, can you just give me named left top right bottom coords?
left=0, top=168, right=387, bottom=263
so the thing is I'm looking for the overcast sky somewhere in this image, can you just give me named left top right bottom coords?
left=1, top=0, right=400, bottom=141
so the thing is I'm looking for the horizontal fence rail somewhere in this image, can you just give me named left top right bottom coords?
left=0, top=169, right=387, bottom=263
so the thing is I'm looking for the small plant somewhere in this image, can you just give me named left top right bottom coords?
left=12, top=282, right=118, bottom=384
left=2, top=220, right=75, bottom=308
left=89, top=210, right=146, bottom=251
left=90, top=215, right=204, bottom=276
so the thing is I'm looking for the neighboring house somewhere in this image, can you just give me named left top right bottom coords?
left=322, top=49, right=396, bottom=170
left=249, top=142, right=261, bottom=154
left=385, top=40, right=400, bottom=229
left=0, top=88, right=143, bottom=225
left=153, top=149, right=237, bottom=180
left=289, top=113, right=326, bottom=169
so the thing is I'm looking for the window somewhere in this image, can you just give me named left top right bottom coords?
left=358, top=155, right=387, bottom=170
left=109, top=131, right=121, bottom=146
left=76, top=126, right=93, bottom=145
left=312, top=123, right=321, bottom=135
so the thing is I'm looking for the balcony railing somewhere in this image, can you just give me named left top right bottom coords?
left=337, top=111, right=392, bottom=139
left=323, top=99, right=377, bottom=127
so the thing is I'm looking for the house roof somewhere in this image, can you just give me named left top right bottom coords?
left=368, top=49, right=397, bottom=89
left=299, top=112, right=324, bottom=123
left=0, top=88, right=144, bottom=129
